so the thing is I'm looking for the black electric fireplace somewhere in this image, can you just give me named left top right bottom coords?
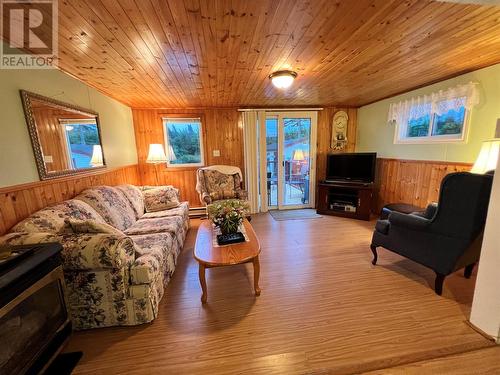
left=0, top=243, right=72, bottom=374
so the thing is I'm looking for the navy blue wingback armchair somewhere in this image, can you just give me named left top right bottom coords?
left=370, top=172, right=494, bottom=295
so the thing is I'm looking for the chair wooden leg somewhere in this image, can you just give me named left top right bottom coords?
left=370, top=245, right=378, bottom=265
left=435, top=273, right=445, bottom=296
left=464, top=263, right=476, bottom=279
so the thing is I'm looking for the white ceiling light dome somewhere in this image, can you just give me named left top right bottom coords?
left=269, top=70, right=298, bottom=89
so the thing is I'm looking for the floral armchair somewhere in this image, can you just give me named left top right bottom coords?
left=195, top=165, right=248, bottom=205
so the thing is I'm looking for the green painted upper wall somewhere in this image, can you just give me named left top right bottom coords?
left=0, top=68, right=137, bottom=187
left=356, top=63, right=500, bottom=163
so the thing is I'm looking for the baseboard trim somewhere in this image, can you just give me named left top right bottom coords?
left=189, top=206, right=207, bottom=219
left=466, top=320, right=497, bottom=342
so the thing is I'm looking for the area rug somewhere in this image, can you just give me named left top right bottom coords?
left=269, top=209, right=323, bottom=221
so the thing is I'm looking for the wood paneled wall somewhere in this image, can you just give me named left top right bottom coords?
left=0, top=165, right=140, bottom=236
left=133, top=106, right=358, bottom=208
left=316, top=107, right=357, bottom=183
left=375, top=158, right=472, bottom=213
left=132, top=108, right=244, bottom=207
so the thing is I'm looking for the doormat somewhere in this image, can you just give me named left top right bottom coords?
left=269, top=209, right=323, bottom=221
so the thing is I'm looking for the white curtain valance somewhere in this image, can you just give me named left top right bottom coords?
left=387, top=82, right=479, bottom=125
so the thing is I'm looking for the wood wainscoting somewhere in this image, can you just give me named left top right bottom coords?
left=0, top=165, right=140, bottom=236
left=375, top=158, right=472, bottom=213
left=316, top=107, right=357, bottom=183
left=132, top=108, right=244, bottom=207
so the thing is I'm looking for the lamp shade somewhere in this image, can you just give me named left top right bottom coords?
left=90, top=145, right=104, bottom=167
left=292, top=149, right=305, bottom=161
left=471, top=139, right=500, bottom=174
left=146, top=144, right=168, bottom=164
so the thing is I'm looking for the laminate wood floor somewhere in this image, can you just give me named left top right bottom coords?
left=362, top=346, right=500, bottom=375
left=66, top=214, right=495, bottom=374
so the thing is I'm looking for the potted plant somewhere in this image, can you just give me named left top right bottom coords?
left=207, top=199, right=250, bottom=245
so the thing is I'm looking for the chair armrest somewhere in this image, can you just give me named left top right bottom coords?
left=410, top=203, right=437, bottom=220
left=389, top=211, right=432, bottom=231
left=201, top=192, right=212, bottom=205
left=421, top=202, right=438, bottom=219
left=1, top=232, right=135, bottom=270
left=236, top=189, right=248, bottom=201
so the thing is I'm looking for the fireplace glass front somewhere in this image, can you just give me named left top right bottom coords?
left=0, top=274, right=68, bottom=374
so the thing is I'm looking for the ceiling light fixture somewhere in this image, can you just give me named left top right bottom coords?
left=269, top=70, right=297, bottom=89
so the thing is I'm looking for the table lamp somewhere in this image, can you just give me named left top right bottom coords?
left=90, top=145, right=104, bottom=167
left=292, top=149, right=305, bottom=161
left=471, top=139, right=500, bottom=174
left=146, top=144, right=168, bottom=185
left=146, top=144, right=168, bottom=164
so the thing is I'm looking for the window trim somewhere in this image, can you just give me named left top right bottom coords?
left=58, top=119, right=101, bottom=168
left=162, top=117, right=205, bottom=168
left=393, top=104, right=471, bottom=145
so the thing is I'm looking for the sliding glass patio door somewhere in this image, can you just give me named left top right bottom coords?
left=264, top=111, right=317, bottom=210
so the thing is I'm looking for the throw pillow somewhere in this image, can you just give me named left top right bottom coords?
left=65, top=219, right=123, bottom=236
left=222, top=189, right=236, bottom=199
left=143, top=186, right=180, bottom=212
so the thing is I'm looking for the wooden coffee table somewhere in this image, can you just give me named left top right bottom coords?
left=194, top=219, right=261, bottom=303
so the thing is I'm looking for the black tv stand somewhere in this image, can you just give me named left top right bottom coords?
left=317, top=180, right=374, bottom=221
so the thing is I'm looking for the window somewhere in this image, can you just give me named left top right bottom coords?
left=59, top=119, right=100, bottom=168
left=163, top=117, right=204, bottom=167
left=389, top=83, right=478, bottom=144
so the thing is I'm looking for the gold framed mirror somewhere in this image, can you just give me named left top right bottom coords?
left=20, top=90, right=106, bottom=180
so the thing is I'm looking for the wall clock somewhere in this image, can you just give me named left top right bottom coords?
left=331, top=110, right=349, bottom=151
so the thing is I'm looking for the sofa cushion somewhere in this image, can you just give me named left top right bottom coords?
left=130, top=232, right=177, bottom=285
left=128, top=272, right=165, bottom=301
left=202, top=170, right=238, bottom=200
left=66, top=219, right=123, bottom=236
left=141, top=201, right=189, bottom=221
left=130, top=253, right=161, bottom=285
left=143, top=186, right=180, bottom=212
left=142, top=185, right=180, bottom=199
left=115, top=185, right=145, bottom=219
left=75, top=186, right=136, bottom=231
left=124, top=216, right=184, bottom=236
left=12, top=199, right=105, bottom=234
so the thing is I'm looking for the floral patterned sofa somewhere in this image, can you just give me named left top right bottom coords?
left=0, top=185, right=189, bottom=330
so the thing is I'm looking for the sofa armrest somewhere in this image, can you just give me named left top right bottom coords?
left=59, top=233, right=136, bottom=270
left=0, top=232, right=60, bottom=248
left=1, top=232, right=135, bottom=270
left=389, top=211, right=432, bottom=231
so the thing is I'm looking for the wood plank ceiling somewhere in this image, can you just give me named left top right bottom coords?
left=43, top=1, right=500, bottom=107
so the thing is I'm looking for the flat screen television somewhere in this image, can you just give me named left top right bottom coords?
left=326, top=152, right=376, bottom=183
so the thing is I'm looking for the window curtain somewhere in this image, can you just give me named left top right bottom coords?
left=387, top=82, right=479, bottom=125
left=242, top=111, right=260, bottom=214
left=257, top=111, right=268, bottom=213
